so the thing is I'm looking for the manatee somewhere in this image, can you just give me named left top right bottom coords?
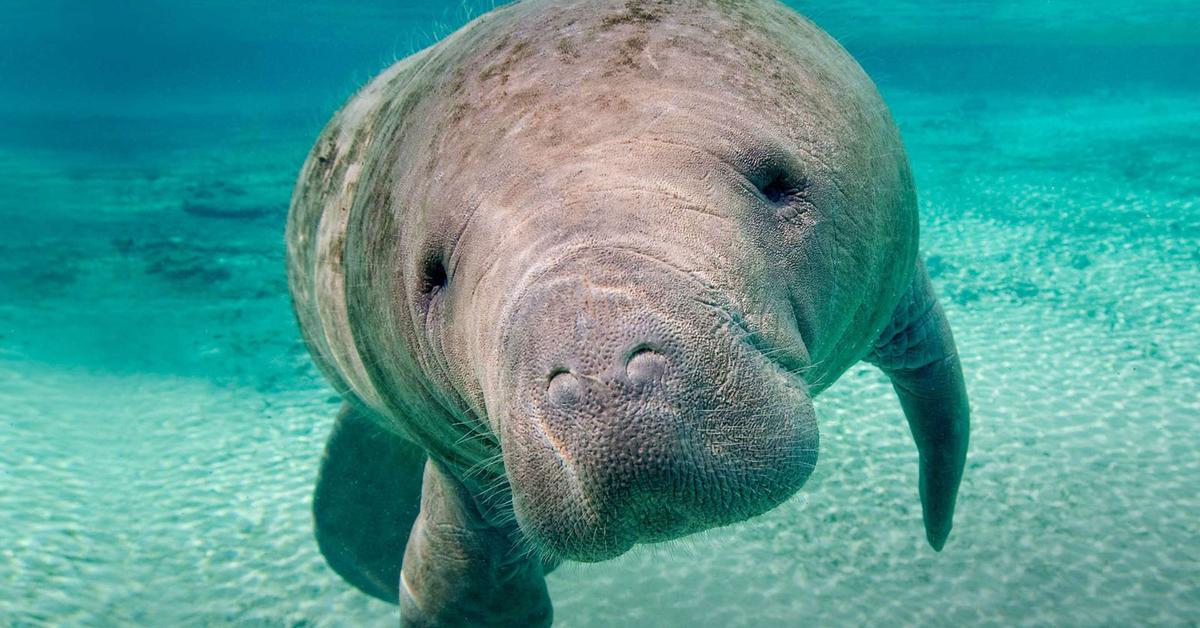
left=285, top=0, right=971, bottom=624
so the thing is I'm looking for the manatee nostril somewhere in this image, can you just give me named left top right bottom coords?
left=546, top=369, right=582, bottom=406
left=625, top=347, right=668, bottom=385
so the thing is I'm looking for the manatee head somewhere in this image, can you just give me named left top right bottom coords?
left=385, top=1, right=914, bottom=562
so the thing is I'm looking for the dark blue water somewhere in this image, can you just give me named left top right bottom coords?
left=2, top=1, right=1198, bottom=625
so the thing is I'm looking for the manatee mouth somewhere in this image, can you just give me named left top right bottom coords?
left=502, top=332, right=819, bottom=563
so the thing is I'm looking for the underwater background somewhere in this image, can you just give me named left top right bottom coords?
left=2, top=1, right=1198, bottom=625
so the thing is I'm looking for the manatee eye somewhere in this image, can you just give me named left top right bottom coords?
left=417, top=253, right=449, bottom=332
left=420, top=254, right=449, bottom=298
left=755, top=169, right=810, bottom=222
left=759, top=173, right=793, bottom=204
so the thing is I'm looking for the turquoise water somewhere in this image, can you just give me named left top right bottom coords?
left=2, top=1, right=1198, bottom=625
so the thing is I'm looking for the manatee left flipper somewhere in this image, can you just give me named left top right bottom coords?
left=314, top=402, right=427, bottom=603
left=867, top=258, right=971, bottom=551
left=400, top=460, right=553, bottom=627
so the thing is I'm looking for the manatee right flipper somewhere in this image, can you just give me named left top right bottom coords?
left=868, top=258, right=971, bottom=551
left=314, top=402, right=427, bottom=603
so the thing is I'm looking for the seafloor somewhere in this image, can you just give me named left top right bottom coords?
left=2, top=6, right=1198, bottom=627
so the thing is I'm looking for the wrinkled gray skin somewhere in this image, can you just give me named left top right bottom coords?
left=286, top=0, right=970, bottom=625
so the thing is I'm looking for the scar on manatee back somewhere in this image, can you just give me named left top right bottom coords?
left=615, top=36, right=647, bottom=69
left=598, top=0, right=667, bottom=30
left=479, top=38, right=534, bottom=84
left=316, top=136, right=337, bottom=169
left=555, top=37, right=581, bottom=61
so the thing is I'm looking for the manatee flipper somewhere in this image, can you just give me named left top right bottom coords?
left=400, top=460, right=552, bottom=627
left=868, top=258, right=971, bottom=551
left=314, top=402, right=427, bottom=603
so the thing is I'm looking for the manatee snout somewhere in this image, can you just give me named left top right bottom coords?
left=492, top=252, right=818, bottom=562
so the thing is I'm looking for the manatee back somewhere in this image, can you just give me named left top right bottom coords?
left=285, top=56, right=427, bottom=415
left=284, top=13, right=512, bottom=467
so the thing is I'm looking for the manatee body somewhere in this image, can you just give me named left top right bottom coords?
left=286, top=0, right=971, bottom=624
